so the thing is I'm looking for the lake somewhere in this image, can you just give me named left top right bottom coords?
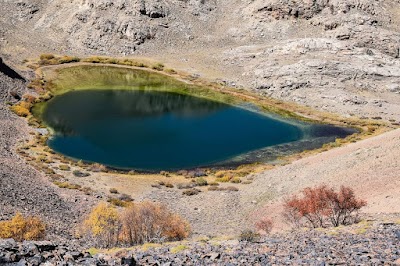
left=37, top=65, right=356, bottom=171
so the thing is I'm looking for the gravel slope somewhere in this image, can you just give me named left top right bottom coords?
left=0, top=70, right=96, bottom=240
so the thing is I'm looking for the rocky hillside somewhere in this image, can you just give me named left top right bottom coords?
left=0, top=64, right=97, bottom=240
left=1, top=222, right=399, bottom=265
left=1, top=0, right=400, bottom=121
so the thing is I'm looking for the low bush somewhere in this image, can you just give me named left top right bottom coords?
left=239, top=230, right=259, bottom=242
left=72, top=170, right=90, bottom=177
left=182, top=188, right=201, bottom=196
left=165, top=183, right=174, bottom=188
left=255, top=217, right=273, bottom=234
left=58, top=56, right=80, bottom=64
left=118, top=193, right=134, bottom=202
left=195, top=177, right=208, bottom=186
left=58, top=164, right=70, bottom=171
left=107, top=198, right=132, bottom=208
left=164, top=68, right=177, bottom=74
left=40, top=53, right=55, bottom=60
left=283, top=185, right=366, bottom=228
left=22, top=94, right=38, bottom=104
left=54, top=181, right=81, bottom=190
left=176, top=183, right=195, bottom=189
left=151, top=63, right=164, bottom=71
left=109, top=188, right=119, bottom=194
left=10, top=104, right=30, bottom=117
left=0, top=213, right=46, bottom=241
left=230, top=177, right=242, bottom=183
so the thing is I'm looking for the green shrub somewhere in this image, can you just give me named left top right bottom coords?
left=230, top=177, right=242, bottom=183
left=196, top=177, right=208, bottom=186
left=59, top=164, right=70, bottom=171
left=40, top=53, right=55, bottom=60
left=109, top=188, right=119, bottom=194
left=239, top=230, right=259, bottom=242
left=165, top=183, right=174, bottom=188
left=58, top=56, right=80, bottom=64
left=107, top=198, right=132, bottom=207
left=182, top=188, right=201, bottom=196
left=151, top=63, right=164, bottom=71
left=72, top=170, right=90, bottom=177
left=54, top=181, right=81, bottom=190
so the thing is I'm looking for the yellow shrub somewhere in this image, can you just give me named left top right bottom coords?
left=10, top=105, right=30, bottom=117
left=0, top=213, right=46, bottom=241
left=40, top=53, right=55, bottom=60
left=58, top=56, right=80, bottom=64
left=216, top=175, right=231, bottom=182
left=83, top=202, right=120, bottom=248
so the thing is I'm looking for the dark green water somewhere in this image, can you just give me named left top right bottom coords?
left=41, top=90, right=354, bottom=171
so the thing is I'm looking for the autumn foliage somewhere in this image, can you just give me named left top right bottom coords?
left=283, top=185, right=367, bottom=228
left=82, top=201, right=190, bottom=248
left=0, top=213, right=46, bottom=241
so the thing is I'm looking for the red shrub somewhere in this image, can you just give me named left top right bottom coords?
left=283, top=185, right=366, bottom=228
left=255, top=217, right=274, bottom=234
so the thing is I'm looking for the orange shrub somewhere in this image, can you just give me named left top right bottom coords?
left=0, top=212, right=46, bottom=241
left=283, top=185, right=366, bottom=228
left=22, top=94, right=38, bottom=104
left=120, top=201, right=190, bottom=245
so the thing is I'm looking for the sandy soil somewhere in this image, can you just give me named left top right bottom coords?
left=245, top=128, right=400, bottom=231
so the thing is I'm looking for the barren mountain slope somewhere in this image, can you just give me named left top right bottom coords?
left=0, top=70, right=97, bottom=240
left=1, top=0, right=400, bottom=120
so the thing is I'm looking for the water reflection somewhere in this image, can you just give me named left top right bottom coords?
left=43, top=90, right=226, bottom=136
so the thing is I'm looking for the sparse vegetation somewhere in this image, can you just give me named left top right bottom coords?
left=195, top=177, right=208, bottom=186
left=255, top=217, right=273, bottom=234
left=151, top=63, right=164, bottom=71
left=53, top=181, right=81, bottom=190
left=109, top=188, right=119, bottom=194
left=182, top=188, right=201, bottom=196
left=58, top=164, right=70, bottom=171
left=170, top=244, right=188, bottom=253
left=239, top=230, right=259, bottom=242
left=72, top=170, right=90, bottom=177
left=107, top=197, right=132, bottom=208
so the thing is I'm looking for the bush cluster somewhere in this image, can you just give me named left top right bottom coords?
left=82, top=201, right=190, bottom=248
left=283, top=185, right=366, bottom=228
left=0, top=213, right=46, bottom=241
